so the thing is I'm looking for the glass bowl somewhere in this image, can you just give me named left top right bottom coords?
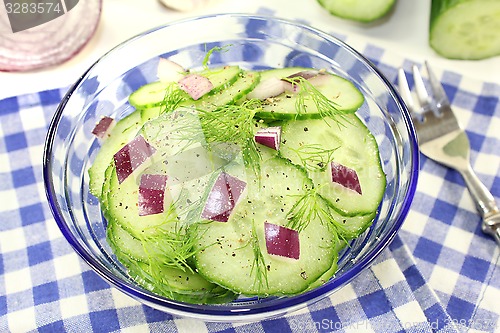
left=43, top=14, right=419, bottom=322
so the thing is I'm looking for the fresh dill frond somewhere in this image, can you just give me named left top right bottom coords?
left=283, top=76, right=347, bottom=123
left=196, top=99, right=263, bottom=178
left=137, top=200, right=202, bottom=273
left=202, top=44, right=233, bottom=70
left=286, top=187, right=322, bottom=233
left=159, top=82, right=189, bottom=114
left=314, top=194, right=351, bottom=245
left=288, top=143, right=338, bottom=171
left=249, top=220, right=269, bottom=292
left=286, top=187, right=351, bottom=245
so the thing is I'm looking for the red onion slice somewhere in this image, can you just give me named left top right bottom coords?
left=0, top=0, right=102, bottom=72
left=178, top=74, right=214, bottom=100
left=91, top=116, right=115, bottom=139
left=282, top=70, right=324, bottom=93
left=254, top=126, right=281, bottom=151
left=246, top=77, right=287, bottom=100
left=138, top=174, right=169, bottom=216
left=113, top=135, right=156, bottom=184
left=157, top=58, right=185, bottom=82
left=264, top=222, right=300, bottom=260
left=330, top=161, right=362, bottom=194
left=201, top=172, right=246, bottom=222
left=286, top=70, right=320, bottom=80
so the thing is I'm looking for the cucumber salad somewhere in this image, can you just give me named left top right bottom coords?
left=89, top=54, right=386, bottom=304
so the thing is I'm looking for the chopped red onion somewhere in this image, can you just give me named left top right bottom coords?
left=0, top=0, right=102, bottom=71
left=138, top=174, right=169, bottom=216
left=330, top=161, right=362, bottom=194
left=264, top=222, right=300, bottom=260
left=254, top=126, right=281, bottom=151
left=91, top=116, right=115, bottom=139
left=157, top=58, right=185, bottom=82
left=282, top=70, right=327, bottom=93
left=201, top=172, right=246, bottom=222
left=286, top=70, right=320, bottom=80
left=113, top=135, right=156, bottom=184
left=246, top=77, right=287, bottom=100
left=178, top=74, right=213, bottom=100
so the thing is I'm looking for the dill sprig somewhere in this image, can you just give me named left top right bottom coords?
left=159, top=83, right=189, bottom=114
left=288, top=143, right=339, bottom=171
left=202, top=44, right=233, bottom=70
left=249, top=220, right=269, bottom=292
left=283, top=76, right=347, bottom=123
left=137, top=198, right=203, bottom=273
left=315, top=193, right=351, bottom=244
left=286, top=187, right=322, bottom=233
left=286, top=188, right=350, bottom=246
left=196, top=99, right=263, bottom=177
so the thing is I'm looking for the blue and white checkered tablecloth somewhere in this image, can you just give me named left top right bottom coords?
left=1, top=17, right=500, bottom=333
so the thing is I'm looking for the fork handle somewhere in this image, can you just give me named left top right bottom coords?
left=460, top=165, right=500, bottom=246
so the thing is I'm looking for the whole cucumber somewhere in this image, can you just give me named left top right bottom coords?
left=317, top=0, right=397, bottom=23
left=430, top=0, right=500, bottom=60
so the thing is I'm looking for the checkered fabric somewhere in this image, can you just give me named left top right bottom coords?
left=1, top=11, right=500, bottom=333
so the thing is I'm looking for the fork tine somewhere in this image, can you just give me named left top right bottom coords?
left=411, top=65, right=433, bottom=114
left=424, top=61, right=451, bottom=109
left=397, top=68, right=416, bottom=113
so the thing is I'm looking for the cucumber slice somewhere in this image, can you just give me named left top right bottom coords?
left=88, top=110, right=143, bottom=198
left=138, top=70, right=260, bottom=122
left=107, top=221, right=237, bottom=304
left=279, top=115, right=386, bottom=216
left=129, top=66, right=241, bottom=109
left=430, top=0, right=500, bottom=60
left=191, top=157, right=338, bottom=296
left=254, top=68, right=364, bottom=120
left=106, top=166, right=177, bottom=237
left=317, top=0, right=396, bottom=22
left=189, top=70, right=260, bottom=110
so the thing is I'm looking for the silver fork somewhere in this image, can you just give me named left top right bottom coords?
left=398, top=62, right=500, bottom=246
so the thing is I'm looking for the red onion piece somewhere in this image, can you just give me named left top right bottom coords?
left=157, top=58, right=185, bottom=82
left=91, top=116, right=115, bottom=139
left=282, top=80, right=300, bottom=94
left=113, top=135, right=156, bottom=184
left=330, top=161, right=362, bottom=194
left=264, top=222, right=300, bottom=260
left=307, top=72, right=330, bottom=86
left=178, top=74, right=214, bottom=100
left=246, top=77, right=287, bottom=100
left=201, top=172, right=246, bottom=222
left=254, top=126, right=281, bottom=150
left=138, top=174, right=169, bottom=216
left=0, top=0, right=102, bottom=72
left=286, top=70, right=320, bottom=80
left=282, top=70, right=323, bottom=93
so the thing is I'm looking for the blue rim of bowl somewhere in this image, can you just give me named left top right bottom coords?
left=43, top=13, right=419, bottom=320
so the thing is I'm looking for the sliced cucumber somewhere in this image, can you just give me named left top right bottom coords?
left=188, top=70, right=260, bottom=111
left=88, top=110, right=143, bottom=198
left=254, top=68, right=364, bottom=120
left=94, top=63, right=384, bottom=302
left=430, top=0, right=500, bottom=60
left=279, top=115, right=386, bottom=216
left=191, top=157, right=338, bottom=296
left=105, top=166, right=177, bottom=237
left=129, top=66, right=242, bottom=109
left=318, top=0, right=397, bottom=23
left=107, top=221, right=237, bottom=304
